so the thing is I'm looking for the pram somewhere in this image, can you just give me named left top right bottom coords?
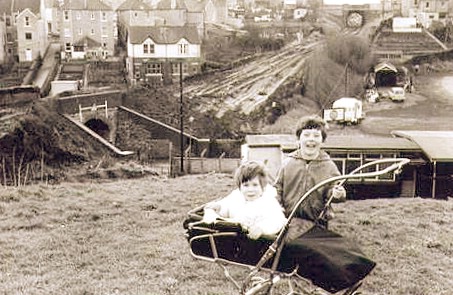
left=184, top=158, right=410, bottom=295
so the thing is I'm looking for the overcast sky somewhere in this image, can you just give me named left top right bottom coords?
left=324, top=0, right=380, bottom=4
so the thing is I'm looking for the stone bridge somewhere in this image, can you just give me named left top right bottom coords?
left=56, top=90, right=123, bottom=142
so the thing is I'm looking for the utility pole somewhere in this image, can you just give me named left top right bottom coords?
left=344, top=63, right=348, bottom=96
left=179, top=62, right=184, bottom=174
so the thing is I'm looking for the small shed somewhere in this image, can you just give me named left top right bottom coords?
left=374, top=61, right=398, bottom=87
left=242, top=134, right=297, bottom=181
left=242, top=134, right=426, bottom=198
left=392, top=131, right=453, bottom=199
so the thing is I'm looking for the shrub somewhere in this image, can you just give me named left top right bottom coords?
left=326, top=35, right=376, bottom=74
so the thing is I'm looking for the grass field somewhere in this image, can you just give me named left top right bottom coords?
left=0, top=173, right=452, bottom=295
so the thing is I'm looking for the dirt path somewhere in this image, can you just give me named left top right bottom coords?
left=327, top=74, right=453, bottom=137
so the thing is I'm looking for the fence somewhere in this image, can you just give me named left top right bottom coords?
left=171, top=155, right=241, bottom=177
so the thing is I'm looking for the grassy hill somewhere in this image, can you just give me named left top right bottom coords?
left=0, top=173, right=451, bottom=294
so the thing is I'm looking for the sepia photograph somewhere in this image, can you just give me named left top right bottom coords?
left=0, top=0, right=452, bottom=294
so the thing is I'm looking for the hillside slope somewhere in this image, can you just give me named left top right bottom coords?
left=0, top=173, right=451, bottom=294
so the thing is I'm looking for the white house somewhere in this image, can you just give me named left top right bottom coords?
left=125, top=25, right=202, bottom=84
left=16, top=8, right=47, bottom=62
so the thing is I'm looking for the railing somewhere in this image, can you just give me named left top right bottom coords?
left=171, top=153, right=240, bottom=176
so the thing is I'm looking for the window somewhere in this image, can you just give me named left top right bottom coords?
left=25, top=32, right=32, bottom=40
left=178, top=43, right=188, bottom=55
left=146, top=63, right=161, bottom=74
left=76, top=12, right=81, bottom=20
left=78, top=28, right=82, bottom=35
left=91, top=13, right=95, bottom=20
left=64, top=11, right=69, bottom=21
left=102, top=12, right=107, bottom=21
left=65, top=43, right=71, bottom=51
left=425, top=2, right=429, bottom=8
left=143, top=43, right=154, bottom=54
left=102, top=27, right=108, bottom=37
left=91, top=28, right=95, bottom=35
left=6, top=17, right=11, bottom=27
left=25, top=16, right=30, bottom=26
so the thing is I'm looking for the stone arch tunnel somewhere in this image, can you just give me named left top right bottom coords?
left=85, top=118, right=110, bottom=139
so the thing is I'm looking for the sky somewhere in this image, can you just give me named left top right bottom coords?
left=324, top=0, right=381, bottom=4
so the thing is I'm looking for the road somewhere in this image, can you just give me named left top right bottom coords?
left=327, top=74, right=453, bottom=137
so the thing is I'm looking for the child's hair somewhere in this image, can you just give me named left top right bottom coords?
left=234, top=161, right=268, bottom=189
left=295, top=115, right=327, bottom=142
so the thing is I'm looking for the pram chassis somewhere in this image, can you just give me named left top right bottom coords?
left=185, top=158, right=410, bottom=295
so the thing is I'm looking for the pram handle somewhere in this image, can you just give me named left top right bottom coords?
left=241, top=157, right=410, bottom=294
left=318, top=157, right=410, bottom=221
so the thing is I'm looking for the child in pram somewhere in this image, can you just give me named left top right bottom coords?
left=202, top=160, right=287, bottom=240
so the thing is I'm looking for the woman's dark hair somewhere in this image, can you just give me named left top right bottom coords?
left=234, top=161, right=268, bottom=189
left=295, top=115, right=327, bottom=142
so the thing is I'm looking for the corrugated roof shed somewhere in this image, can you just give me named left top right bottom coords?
left=245, top=134, right=297, bottom=148
left=244, top=134, right=420, bottom=152
left=392, top=131, right=453, bottom=162
left=324, top=135, right=420, bottom=151
left=128, top=25, right=201, bottom=44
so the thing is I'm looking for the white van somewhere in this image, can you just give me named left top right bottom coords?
left=324, top=97, right=364, bottom=124
left=389, top=87, right=405, bottom=102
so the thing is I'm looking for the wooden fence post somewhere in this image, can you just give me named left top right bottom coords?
left=200, top=149, right=207, bottom=174
left=168, top=142, right=173, bottom=177
left=218, top=152, right=225, bottom=173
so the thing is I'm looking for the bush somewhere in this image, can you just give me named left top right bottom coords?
left=326, top=35, right=376, bottom=74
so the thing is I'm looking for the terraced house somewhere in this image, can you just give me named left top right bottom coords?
left=58, top=0, right=117, bottom=60
left=0, top=0, right=48, bottom=63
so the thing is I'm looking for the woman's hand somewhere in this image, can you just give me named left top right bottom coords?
left=331, top=185, right=346, bottom=201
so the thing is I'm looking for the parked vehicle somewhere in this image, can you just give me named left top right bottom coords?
left=388, top=87, right=405, bottom=102
left=323, top=97, right=364, bottom=124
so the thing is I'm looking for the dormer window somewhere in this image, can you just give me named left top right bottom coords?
left=143, top=43, right=155, bottom=54
left=178, top=43, right=188, bottom=55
